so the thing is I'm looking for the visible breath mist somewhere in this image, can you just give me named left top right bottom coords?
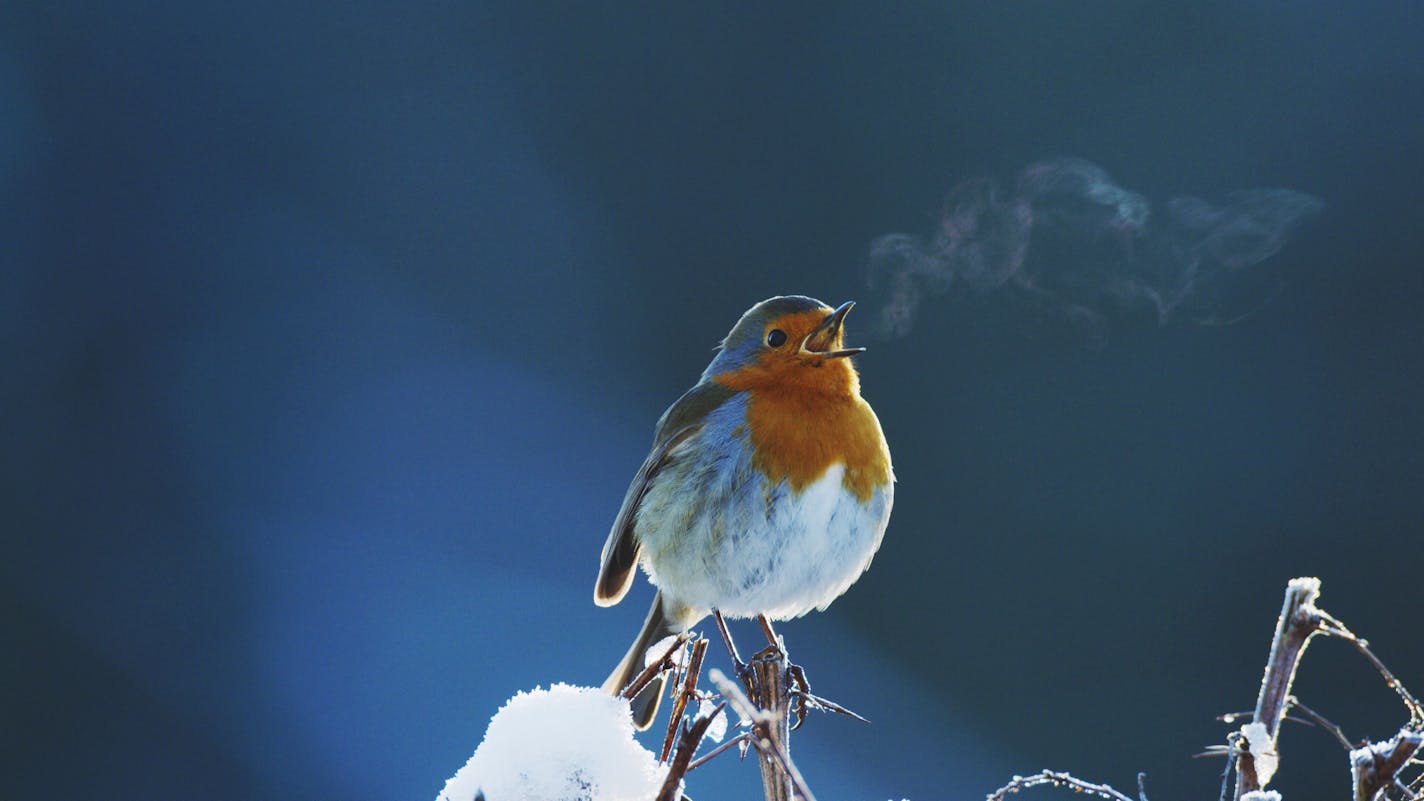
left=868, top=158, right=1324, bottom=340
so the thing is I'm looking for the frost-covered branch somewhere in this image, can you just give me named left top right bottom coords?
left=1351, top=728, right=1424, bottom=801
left=708, top=667, right=817, bottom=801
left=660, top=638, right=710, bottom=762
left=1227, top=578, right=1424, bottom=801
left=984, top=770, right=1147, bottom=801
left=655, top=700, right=726, bottom=801
left=1235, top=578, right=1329, bottom=798
left=436, top=577, right=1419, bottom=801
left=976, top=577, right=1421, bottom=801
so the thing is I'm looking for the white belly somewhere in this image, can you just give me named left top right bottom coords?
left=639, top=462, right=893, bottom=621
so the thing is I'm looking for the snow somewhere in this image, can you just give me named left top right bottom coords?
left=1240, top=791, right=1282, bottom=801
left=1240, top=721, right=1278, bottom=787
left=645, top=635, right=689, bottom=669
left=437, top=684, right=667, bottom=801
left=696, top=698, right=727, bottom=742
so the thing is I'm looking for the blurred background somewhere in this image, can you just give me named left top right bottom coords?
left=4, top=3, right=1423, bottom=799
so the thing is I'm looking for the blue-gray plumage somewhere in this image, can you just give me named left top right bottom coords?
left=595, top=295, right=893, bottom=729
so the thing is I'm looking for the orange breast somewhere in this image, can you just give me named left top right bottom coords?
left=715, top=373, right=891, bottom=502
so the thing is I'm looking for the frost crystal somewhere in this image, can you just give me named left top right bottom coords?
left=438, top=684, right=666, bottom=801
left=1240, top=721, right=1279, bottom=787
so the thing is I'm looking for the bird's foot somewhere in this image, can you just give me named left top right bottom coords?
left=752, top=614, right=868, bottom=730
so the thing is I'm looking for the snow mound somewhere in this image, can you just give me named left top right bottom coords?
left=438, top=683, right=666, bottom=801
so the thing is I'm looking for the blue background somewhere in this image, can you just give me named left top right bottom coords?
left=4, top=3, right=1423, bottom=800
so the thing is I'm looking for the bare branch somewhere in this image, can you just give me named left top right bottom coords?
left=1316, top=619, right=1424, bottom=726
left=1217, top=740, right=1240, bottom=801
left=979, top=578, right=1421, bottom=801
left=790, top=688, right=871, bottom=724
left=619, top=632, right=691, bottom=701
left=655, top=703, right=725, bottom=801
left=688, top=732, right=754, bottom=772
left=709, top=668, right=818, bottom=801
left=1287, top=696, right=1354, bottom=751
left=984, top=770, right=1140, bottom=801
left=1235, top=577, right=1328, bottom=798
left=1352, top=728, right=1424, bottom=801
left=655, top=577, right=1421, bottom=801
left=661, top=638, right=711, bottom=762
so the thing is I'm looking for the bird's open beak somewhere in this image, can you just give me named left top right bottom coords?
left=801, top=301, right=866, bottom=359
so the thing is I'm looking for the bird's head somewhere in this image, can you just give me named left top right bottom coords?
left=703, top=295, right=865, bottom=393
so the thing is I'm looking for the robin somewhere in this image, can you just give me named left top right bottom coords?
left=595, top=295, right=894, bottom=729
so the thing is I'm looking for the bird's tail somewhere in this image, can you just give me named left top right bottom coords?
left=602, top=591, right=680, bottom=731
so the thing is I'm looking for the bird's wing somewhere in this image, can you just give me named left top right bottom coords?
left=593, top=380, right=736, bottom=606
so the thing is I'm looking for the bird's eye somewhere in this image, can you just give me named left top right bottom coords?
left=766, top=329, right=788, bottom=348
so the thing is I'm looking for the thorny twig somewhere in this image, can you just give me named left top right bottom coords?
left=1352, top=729, right=1424, bottom=801
left=984, top=770, right=1149, bottom=801
left=655, top=701, right=726, bottom=801
left=1287, top=696, right=1354, bottom=751
left=687, top=732, right=754, bottom=771
left=702, top=616, right=860, bottom=799
left=1217, top=739, right=1240, bottom=801
left=1221, top=578, right=1424, bottom=801
left=646, top=578, right=1420, bottom=801
left=661, top=638, right=710, bottom=762
left=709, top=667, right=818, bottom=801
left=790, top=683, right=871, bottom=725
left=618, top=631, right=691, bottom=701
left=989, top=578, right=1420, bottom=801
left=1314, top=615, right=1424, bottom=727
left=645, top=623, right=824, bottom=801
left=1218, top=710, right=1317, bottom=730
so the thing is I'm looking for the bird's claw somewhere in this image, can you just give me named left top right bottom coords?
left=788, top=662, right=811, bottom=730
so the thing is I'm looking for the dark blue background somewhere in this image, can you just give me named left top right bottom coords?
left=4, top=3, right=1422, bottom=799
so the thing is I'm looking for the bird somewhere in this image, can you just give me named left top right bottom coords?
left=594, top=294, right=894, bottom=730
